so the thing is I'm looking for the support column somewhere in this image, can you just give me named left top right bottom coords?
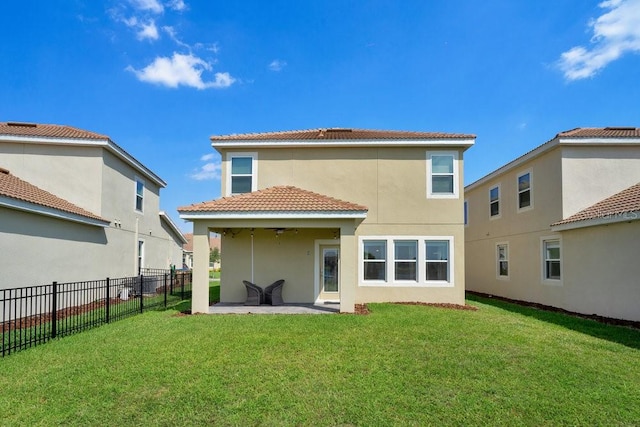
left=192, top=221, right=210, bottom=314
left=339, top=222, right=357, bottom=313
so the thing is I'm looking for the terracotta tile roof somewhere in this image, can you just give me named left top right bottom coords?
left=210, top=128, right=475, bottom=141
left=557, top=127, right=640, bottom=138
left=178, top=186, right=368, bottom=213
left=0, top=168, right=108, bottom=223
left=0, top=122, right=109, bottom=140
left=552, top=182, right=640, bottom=227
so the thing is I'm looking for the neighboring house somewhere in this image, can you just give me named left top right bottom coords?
left=0, top=121, right=187, bottom=287
left=465, top=127, right=640, bottom=322
left=179, top=128, right=475, bottom=313
left=182, top=233, right=221, bottom=269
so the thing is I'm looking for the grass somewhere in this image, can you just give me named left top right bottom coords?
left=1, top=287, right=639, bottom=426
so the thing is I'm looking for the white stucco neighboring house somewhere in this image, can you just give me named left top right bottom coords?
left=0, top=121, right=187, bottom=288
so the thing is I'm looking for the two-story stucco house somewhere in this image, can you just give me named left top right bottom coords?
left=179, top=128, right=475, bottom=313
left=465, top=127, right=640, bottom=322
left=0, top=121, right=187, bottom=287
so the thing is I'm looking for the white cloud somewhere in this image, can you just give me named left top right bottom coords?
left=558, top=0, right=640, bottom=80
left=201, top=153, right=215, bottom=161
left=167, top=0, right=187, bottom=11
left=129, top=0, right=164, bottom=14
left=268, top=59, right=287, bottom=71
left=137, top=20, right=159, bottom=40
left=191, top=161, right=221, bottom=181
left=127, top=52, right=236, bottom=89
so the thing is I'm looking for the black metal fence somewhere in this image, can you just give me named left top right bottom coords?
left=1, top=269, right=192, bottom=357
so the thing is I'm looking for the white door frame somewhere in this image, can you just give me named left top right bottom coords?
left=314, top=239, right=340, bottom=303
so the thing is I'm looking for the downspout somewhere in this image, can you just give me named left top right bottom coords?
left=135, top=217, right=139, bottom=275
left=250, top=228, right=254, bottom=283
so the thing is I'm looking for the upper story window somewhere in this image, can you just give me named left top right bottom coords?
left=135, top=177, right=144, bottom=212
left=227, top=152, right=257, bottom=195
left=489, top=185, right=500, bottom=218
left=427, top=151, right=459, bottom=199
left=517, top=170, right=533, bottom=211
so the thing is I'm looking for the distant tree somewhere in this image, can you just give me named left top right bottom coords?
left=210, top=246, right=220, bottom=263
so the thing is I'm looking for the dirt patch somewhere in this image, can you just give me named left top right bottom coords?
left=394, top=301, right=478, bottom=311
left=354, top=304, right=370, bottom=315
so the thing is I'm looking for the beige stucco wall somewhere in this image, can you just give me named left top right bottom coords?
left=561, top=221, right=640, bottom=322
left=221, top=147, right=465, bottom=225
left=561, top=145, right=640, bottom=217
left=465, top=147, right=564, bottom=300
left=0, top=142, right=103, bottom=213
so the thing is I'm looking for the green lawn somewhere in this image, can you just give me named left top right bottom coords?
left=1, top=288, right=639, bottom=426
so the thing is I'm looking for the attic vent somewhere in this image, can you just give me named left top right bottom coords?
left=7, top=122, right=37, bottom=128
left=326, top=128, right=352, bottom=132
left=0, top=167, right=9, bottom=175
left=604, top=127, right=636, bottom=131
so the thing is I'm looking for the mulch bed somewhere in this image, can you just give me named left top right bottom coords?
left=394, top=301, right=478, bottom=311
left=468, top=291, right=640, bottom=330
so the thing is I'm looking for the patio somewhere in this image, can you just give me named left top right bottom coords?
left=208, top=302, right=340, bottom=314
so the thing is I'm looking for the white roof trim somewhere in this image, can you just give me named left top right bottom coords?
left=212, top=138, right=475, bottom=150
left=0, top=196, right=110, bottom=227
left=465, top=139, right=558, bottom=191
left=551, top=210, right=640, bottom=231
left=466, top=135, right=640, bottom=192
left=160, top=211, right=188, bottom=243
left=0, top=134, right=166, bottom=188
left=558, top=137, right=640, bottom=145
left=180, top=210, right=368, bottom=221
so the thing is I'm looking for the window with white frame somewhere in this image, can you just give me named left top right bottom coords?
left=489, top=185, right=500, bottom=218
left=394, top=240, right=417, bottom=281
left=427, top=152, right=458, bottom=198
left=518, top=171, right=532, bottom=210
left=360, top=237, right=453, bottom=286
left=425, top=240, right=449, bottom=281
left=227, top=153, right=257, bottom=195
left=135, top=177, right=144, bottom=212
left=497, top=243, right=509, bottom=278
left=363, top=240, right=387, bottom=281
left=543, top=239, right=561, bottom=281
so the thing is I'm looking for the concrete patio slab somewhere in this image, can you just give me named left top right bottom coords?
left=208, top=302, right=340, bottom=314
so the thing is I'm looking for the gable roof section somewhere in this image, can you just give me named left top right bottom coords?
left=551, top=182, right=640, bottom=231
left=0, top=122, right=166, bottom=187
left=159, top=211, right=189, bottom=244
left=0, top=168, right=110, bottom=227
left=210, top=128, right=475, bottom=150
left=466, top=127, right=640, bottom=191
left=179, top=186, right=368, bottom=220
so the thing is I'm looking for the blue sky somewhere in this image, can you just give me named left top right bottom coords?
left=2, top=0, right=640, bottom=232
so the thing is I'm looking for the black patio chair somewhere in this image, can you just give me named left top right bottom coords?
left=264, top=279, right=285, bottom=306
left=243, top=280, right=264, bottom=306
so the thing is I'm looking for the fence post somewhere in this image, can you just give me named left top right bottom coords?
left=51, top=282, right=58, bottom=339
left=170, top=271, right=174, bottom=296
left=105, top=278, right=110, bottom=324
left=140, top=275, right=144, bottom=313
left=163, top=273, right=168, bottom=308
left=181, top=272, right=185, bottom=300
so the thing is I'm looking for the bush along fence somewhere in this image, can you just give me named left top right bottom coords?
left=1, top=269, right=192, bottom=357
